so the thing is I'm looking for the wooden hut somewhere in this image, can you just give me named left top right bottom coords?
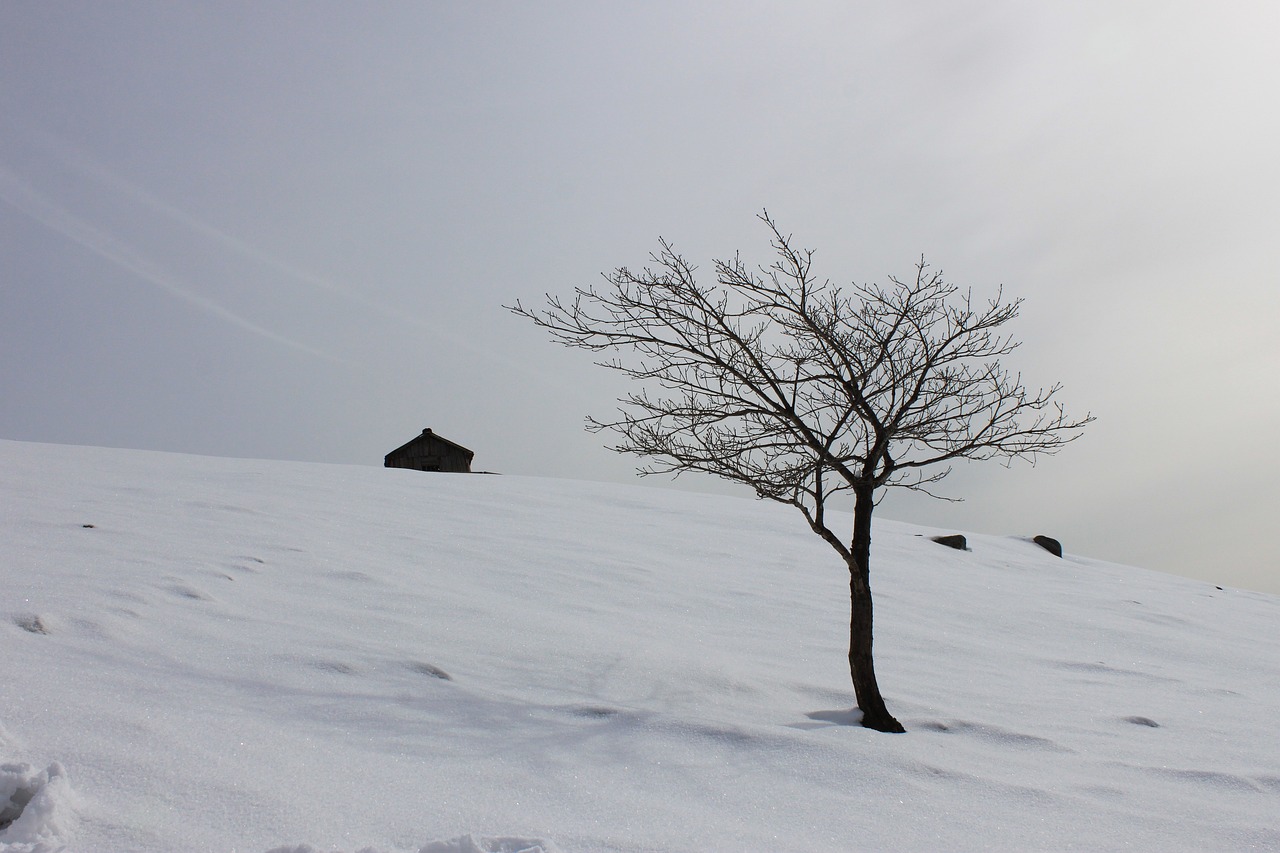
left=384, top=428, right=474, bottom=473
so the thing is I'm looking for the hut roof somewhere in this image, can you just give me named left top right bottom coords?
left=386, top=428, right=474, bottom=460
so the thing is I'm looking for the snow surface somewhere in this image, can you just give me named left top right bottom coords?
left=2, top=438, right=1278, bottom=852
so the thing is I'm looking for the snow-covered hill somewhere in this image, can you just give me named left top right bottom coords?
left=2, top=439, right=1278, bottom=852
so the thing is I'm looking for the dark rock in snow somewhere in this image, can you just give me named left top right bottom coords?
left=1033, top=535, right=1063, bottom=558
left=931, top=534, right=968, bottom=551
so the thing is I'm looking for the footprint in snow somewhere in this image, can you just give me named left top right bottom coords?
left=13, top=613, right=50, bottom=635
left=312, top=660, right=359, bottom=675
left=1124, top=715, right=1160, bottom=727
left=406, top=661, right=452, bottom=680
left=167, top=584, right=213, bottom=601
left=327, top=570, right=376, bottom=583
left=569, top=705, right=620, bottom=719
left=918, top=719, right=1070, bottom=752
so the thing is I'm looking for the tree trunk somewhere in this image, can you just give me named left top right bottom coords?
left=848, top=484, right=905, bottom=733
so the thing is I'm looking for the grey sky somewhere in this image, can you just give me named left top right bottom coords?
left=3, top=1, right=1278, bottom=593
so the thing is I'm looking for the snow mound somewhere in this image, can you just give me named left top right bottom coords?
left=265, top=838, right=558, bottom=853
left=263, top=846, right=383, bottom=853
left=418, top=836, right=560, bottom=853
left=0, top=762, right=77, bottom=853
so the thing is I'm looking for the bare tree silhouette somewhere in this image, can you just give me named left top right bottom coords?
left=510, top=213, right=1092, bottom=732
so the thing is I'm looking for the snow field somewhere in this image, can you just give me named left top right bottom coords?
left=2, top=439, right=1278, bottom=851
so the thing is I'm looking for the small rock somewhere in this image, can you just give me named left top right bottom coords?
left=1033, top=535, right=1063, bottom=558
left=931, top=534, right=967, bottom=550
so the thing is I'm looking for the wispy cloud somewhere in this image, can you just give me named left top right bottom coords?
left=0, top=163, right=339, bottom=362
left=27, top=130, right=575, bottom=389
left=56, top=139, right=372, bottom=303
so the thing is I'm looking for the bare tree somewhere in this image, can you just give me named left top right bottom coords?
left=509, top=213, right=1092, bottom=732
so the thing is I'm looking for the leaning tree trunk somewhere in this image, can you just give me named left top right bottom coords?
left=848, top=484, right=905, bottom=733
